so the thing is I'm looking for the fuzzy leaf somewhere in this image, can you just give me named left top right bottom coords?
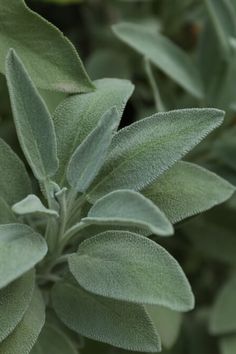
left=0, top=0, right=93, bottom=93
left=87, top=109, right=224, bottom=202
left=82, top=189, right=173, bottom=236
left=69, top=231, right=194, bottom=311
left=53, top=78, right=134, bottom=185
left=0, top=224, right=47, bottom=289
left=143, top=161, right=235, bottom=224
left=210, top=276, right=236, bottom=335
left=0, top=287, right=45, bottom=354
left=31, top=324, right=78, bottom=354
left=0, top=138, right=31, bottom=205
left=0, top=271, right=35, bottom=343
left=0, top=198, right=16, bottom=224
left=220, top=335, right=236, bottom=354
left=112, top=22, right=203, bottom=98
left=12, top=194, right=58, bottom=217
left=5, top=49, right=59, bottom=181
left=67, top=107, right=119, bottom=193
left=52, top=282, right=161, bottom=352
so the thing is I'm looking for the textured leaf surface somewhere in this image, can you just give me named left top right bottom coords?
left=0, top=271, right=35, bottom=343
left=69, top=231, right=194, bottom=311
left=31, top=324, right=78, bottom=354
left=143, top=161, right=235, bottom=223
left=87, top=109, right=224, bottom=202
left=220, top=335, right=236, bottom=354
left=0, top=139, right=31, bottom=205
left=0, top=224, right=47, bottom=289
left=0, top=0, right=93, bottom=93
left=83, top=189, right=173, bottom=236
left=6, top=49, right=59, bottom=181
left=67, top=107, right=119, bottom=193
left=52, top=282, right=161, bottom=352
left=210, top=276, right=236, bottom=334
left=113, top=22, right=203, bottom=98
left=12, top=194, right=58, bottom=217
left=53, top=78, right=134, bottom=185
left=0, top=287, right=45, bottom=354
left=0, top=198, right=16, bottom=224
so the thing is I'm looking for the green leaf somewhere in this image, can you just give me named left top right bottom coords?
left=68, top=231, right=194, bottom=311
left=0, top=138, right=31, bottom=205
left=210, top=276, right=236, bottom=335
left=82, top=189, right=173, bottom=236
left=0, top=287, right=45, bottom=354
left=112, top=22, right=203, bottom=98
left=0, top=198, right=16, bottom=224
left=220, top=335, right=236, bottom=354
left=0, top=271, right=35, bottom=343
left=0, top=0, right=93, bottom=93
left=53, top=78, right=134, bottom=185
left=52, top=282, right=161, bottom=352
left=0, top=223, right=47, bottom=289
left=5, top=49, right=59, bottom=181
left=213, top=127, right=236, bottom=171
left=31, top=324, right=78, bottom=354
left=67, top=107, right=119, bottom=193
left=87, top=109, right=224, bottom=202
left=143, top=161, right=235, bottom=224
left=146, top=305, right=182, bottom=349
left=12, top=194, right=59, bottom=217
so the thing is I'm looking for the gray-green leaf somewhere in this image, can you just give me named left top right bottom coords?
left=220, top=335, right=236, bottom=354
left=67, top=107, right=119, bottom=193
left=0, top=224, right=47, bottom=289
left=87, top=109, right=224, bottom=202
left=112, top=22, right=203, bottom=98
left=52, top=282, right=161, bottom=352
left=5, top=49, right=59, bottom=181
left=53, top=78, right=134, bottom=185
left=0, top=0, right=93, bottom=93
left=68, top=231, right=194, bottom=311
left=143, top=161, right=235, bottom=224
left=0, top=138, right=31, bottom=205
left=0, top=271, right=35, bottom=343
left=0, top=198, right=16, bottom=224
left=0, top=287, right=45, bottom=354
left=12, top=194, right=58, bottom=217
left=82, top=189, right=173, bottom=236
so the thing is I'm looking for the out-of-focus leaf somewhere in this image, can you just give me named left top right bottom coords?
left=220, top=335, right=236, bottom=354
left=0, top=198, right=16, bottom=224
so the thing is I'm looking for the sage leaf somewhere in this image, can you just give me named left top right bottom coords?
left=87, top=109, right=224, bottom=202
left=0, top=138, right=31, bottom=205
left=5, top=49, right=59, bottom=181
left=0, top=0, right=93, bottom=93
left=210, top=276, right=236, bottom=335
left=0, top=287, right=45, bottom=354
left=12, top=194, right=59, bottom=217
left=53, top=78, right=134, bottom=185
left=68, top=231, right=194, bottom=311
left=52, top=282, right=161, bottom=352
left=146, top=305, right=182, bottom=349
left=82, top=189, right=173, bottom=236
left=220, top=335, right=236, bottom=354
left=67, top=107, right=119, bottom=193
left=112, top=22, right=203, bottom=98
left=143, top=161, right=235, bottom=223
left=0, top=198, right=16, bottom=224
left=0, top=271, right=35, bottom=343
left=31, top=324, right=78, bottom=354
left=0, top=224, right=47, bottom=289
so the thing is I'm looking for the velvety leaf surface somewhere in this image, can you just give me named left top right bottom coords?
left=0, top=287, right=45, bottom=354
left=6, top=49, right=59, bottom=181
left=210, top=276, right=236, bottom=334
left=0, top=138, right=31, bottom=205
left=0, top=198, right=16, bottom=224
left=87, top=109, right=224, bottom=202
left=67, top=107, right=119, bottom=193
left=220, top=335, right=236, bottom=354
left=69, top=231, right=194, bottom=311
left=0, top=271, right=35, bottom=343
left=52, top=282, right=161, bottom=352
left=0, top=224, right=47, bottom=289
left=143, top=161, right=235, bottom=223
left=83, top=189, right=173, bottom=236
left=0, top=0, right=93, bottom=93
left=113, top=22, right=203, bottom=98
left=12, top=194, right=58, bottom=217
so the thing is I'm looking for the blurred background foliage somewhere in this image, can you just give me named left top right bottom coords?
left=1, top=0, right=236, bottom=353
